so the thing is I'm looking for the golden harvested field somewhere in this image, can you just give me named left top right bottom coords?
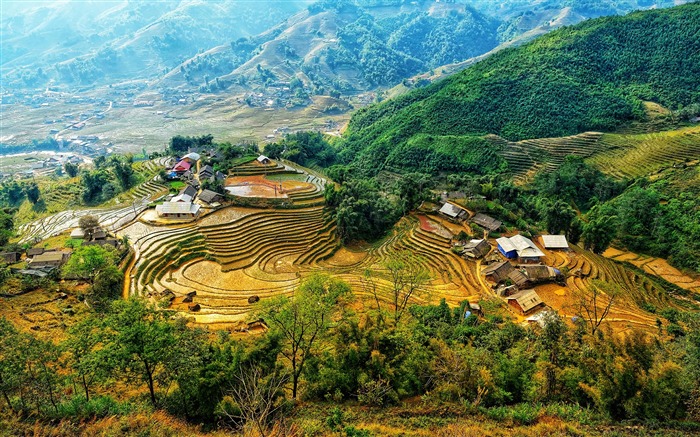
left=604, top=247, right=700, bottom=294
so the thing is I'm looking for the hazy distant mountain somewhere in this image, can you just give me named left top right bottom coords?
left=0, top=0, right=313, bottom=88
left=0, top=0, right=686, bottom=96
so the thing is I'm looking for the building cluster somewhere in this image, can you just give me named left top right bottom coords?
left=439, top=199, right=569, bottom=319
left=156, top=151, right=226, bottom=220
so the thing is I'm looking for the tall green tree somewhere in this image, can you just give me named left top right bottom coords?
left=258, top=274, right=350, bottom=399
left=582, top=205, right=618, bottom=254
left=101, top=299, right=189, bottom=406
left=64, top=162, right=79, bottom=177
left=63, top=317, right=105, bottom=402
left=24, top=182, right=40, bottom=204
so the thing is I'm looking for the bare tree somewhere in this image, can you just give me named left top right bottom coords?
left=384, top=251, right=431, bottom=325
left=361, top=268, right=384, bottom=328
left=574, top=279, right=619, bottom=336
left=224, top=366, right=289, bottom=437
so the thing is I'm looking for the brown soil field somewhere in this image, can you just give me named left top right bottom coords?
left=417, top=214, right=453, bottom=239
left=224, top=174, right=314, bottom=198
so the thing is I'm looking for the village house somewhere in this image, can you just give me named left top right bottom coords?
left=507, top=269, right=529, bottom=288
left=440, top=191, right=467, bottom=202
left=0, top=252, right=21, bottom=264
left=482, top=261, right=514, bottom=283
left=496, top=235, right=545, bottom=263
left=506, top=289, right=545, bottom=315
left=155, top=201, right=201, bottom=219
left=438, top=202, right=468, bottom=222
left=540, top=234, right=570, bottom=250
left=462, top=239, right=491, bottom=259
left=28, top=251, right=71, bottom=269
left=519, top=264, right=562, bottom=284
left=182, top=152, right=201, bottom=163
left=26, top=247, right=45, bottom=257
left=182, top=185, right=198, bottom=199
left=198, top=189, right=224, bottom=205
left=471, top=213, right=502, bottom=232
left=173, top=160, right=192, bottom=173
left=171, top=192, right=193, bottom=203
left=199, top=164, right=214, bottom=180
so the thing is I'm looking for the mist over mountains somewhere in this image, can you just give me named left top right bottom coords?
left=1, top=0, right=684, bottom=96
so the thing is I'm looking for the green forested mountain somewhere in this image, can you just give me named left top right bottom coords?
left=338, top=3, right=700, bottom=175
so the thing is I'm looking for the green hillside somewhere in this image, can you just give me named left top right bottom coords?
left=339, top=3, right=700, bottom=175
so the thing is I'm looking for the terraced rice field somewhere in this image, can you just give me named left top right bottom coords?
left=535, top=244, right=684, bottom=334
left=603, top=248, right=700, bottom=294
left=587, top=126, right=700, bottom=179
left=486, top=125, right=700, bottom=182
left=486, top=132, right=605, bottom=183
left=123, top=159, right=487, bottom=328
left=17, top=158, right=169, bottom=244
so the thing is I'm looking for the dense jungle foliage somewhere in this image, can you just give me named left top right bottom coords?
left=338, top=3, right=700, bottom=175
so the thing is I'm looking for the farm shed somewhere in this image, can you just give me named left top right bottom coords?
left=462, top=239, right=490, bottom=259
left=155, top=201, right=201, bottom=219
left=439, top=202, right=468, bottom=221
left=482, top=261, right=514, bottom=283
left=507, top=289, right=544, bottom=315
left=0, top=252, right=21, bottom=264
left=541, top=234, right=569, bottom=250
left=92, top=228, right=107, bottom=240
left=471, top=213, right=502, bottom=232
left=257, top=155, right=271, bottom=164
left=199, top=189, right=224, bottom=204
left=70, top=228, right=85, bottom=239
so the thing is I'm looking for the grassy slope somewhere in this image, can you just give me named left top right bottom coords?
left=339, top=3, right=700, bottom=174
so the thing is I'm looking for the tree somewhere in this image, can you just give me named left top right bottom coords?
left=64, top=162, right=79, bottom=177
left=63, top=244, right=122, bottom=307
left=78, top=214, right=99, bottom=240
left=394, top=172, right=431, bottom=216
left=24, top=183, right=40, bottom=204
left=111, top=156, right=135, bottom=191
left=223, top=366, right=289, bottom=436
left=384, top=251, right=431, bottom=325
left=0, top=209, right=14, bottom=247
left=582, top=205, right=618, bottom=254
left=102, top=299, right=186, bottom=406
left=567, top=216, right=584, bottom=245
left=63, top=317, right=105, bottom=401
left=574, top=280, right=619, bottom=336
left=0, top=317, right=23, bottom=412
left=258, top=274, right=350, bottom=399
left=541, top=199, right=576, bottom=234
